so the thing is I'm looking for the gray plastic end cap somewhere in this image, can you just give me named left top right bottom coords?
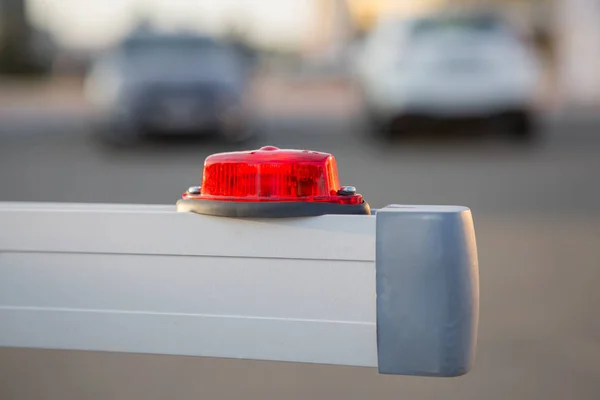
left=375, top=205, right=479, bottom=377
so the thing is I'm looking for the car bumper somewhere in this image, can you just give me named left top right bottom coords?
left=374, top=82, right=537, bottom=120
left=98, top=106, right=245, bottom=135
left=141, top=113, right=222, bottom=133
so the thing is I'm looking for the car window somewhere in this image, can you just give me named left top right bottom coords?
left=119, top=37, right=243, bottom=82
left=410, top=15, right=507, bottom=38
left=406, top=14, right=524, bottom=56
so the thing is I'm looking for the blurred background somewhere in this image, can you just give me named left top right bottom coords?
left=0, top=0, right=599, bottom=399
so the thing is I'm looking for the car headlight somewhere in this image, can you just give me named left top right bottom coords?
left=84, top=73, right=125, bottom=111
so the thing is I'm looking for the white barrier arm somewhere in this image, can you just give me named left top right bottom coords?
left=0, top=202, right=479, bottom=377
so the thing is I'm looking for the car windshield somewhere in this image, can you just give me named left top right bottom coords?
left=120, top=36, right=242, bottom=81
left=411, top=15, right=506, bottom=38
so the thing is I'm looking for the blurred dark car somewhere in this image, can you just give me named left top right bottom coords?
left=84, top=32, right=254, bottom=146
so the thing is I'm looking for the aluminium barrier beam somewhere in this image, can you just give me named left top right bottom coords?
left=0, top=202, right=479, bottom=377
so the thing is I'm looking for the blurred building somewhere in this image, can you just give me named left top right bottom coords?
left=302, top=0, right=355, bottom=73
left=346, top=0, right=448, bottom=32
left=555, top=0, right=600, bottom=109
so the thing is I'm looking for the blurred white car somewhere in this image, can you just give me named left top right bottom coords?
left=355, top=10, right=542, bottom=140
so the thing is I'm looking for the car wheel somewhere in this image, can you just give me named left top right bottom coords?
left=384, top=114, right=415, bottom=139
left=220, top=122, right=255, bottom=145
left=364, top=111, right=407, bottom=140
left=493, top=110, right=536, bottom=142
left=92, top=122, right=143, bottom=149
left=363, top=107, right=384, bottom=131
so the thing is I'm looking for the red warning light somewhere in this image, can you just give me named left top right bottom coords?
left=183, top=146, right=362, bottom=205
left=178, top=146, right=370, bottom=217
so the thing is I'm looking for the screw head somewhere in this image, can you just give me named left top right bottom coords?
left=337, top=186, right=357, bottom=196
left=187, top=186, right=201, bottom=195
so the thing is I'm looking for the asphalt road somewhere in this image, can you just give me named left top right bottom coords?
left=0, top=113, right=599, bottom=215
left=0, top=115, right=599, bottom=400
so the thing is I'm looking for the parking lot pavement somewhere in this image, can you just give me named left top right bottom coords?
left=1, top=74, right=598, bottom=139
left=0, top=75, right=363, bottom=138
left=0, top=215, right=598, bottom=400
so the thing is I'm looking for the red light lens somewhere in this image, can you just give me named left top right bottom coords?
left=182, top=146, right=363, bottom=205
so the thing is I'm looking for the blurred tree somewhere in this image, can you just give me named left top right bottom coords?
left=0, top=0, right=52, bottom=75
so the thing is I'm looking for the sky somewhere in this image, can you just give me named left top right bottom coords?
left=27, top=0, right=317, bottom=50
